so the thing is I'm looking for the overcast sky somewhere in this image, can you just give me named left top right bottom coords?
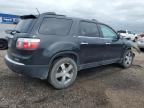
left=0, top=0, right=144, bottom=33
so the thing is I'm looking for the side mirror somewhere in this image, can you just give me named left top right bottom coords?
left=0, top=38, right=8, bottom=50
left=117, top=34, right=124, bottom=39
left=112, top=34, right=121, bottom=41
left=117, top=34, right=120, bottom=39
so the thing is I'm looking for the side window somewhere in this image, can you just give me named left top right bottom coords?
left=39, top=18, right=72, bottom=35
left=100, top=24, right=117, bottom=39
left=79, top=21, right=99, bottom=37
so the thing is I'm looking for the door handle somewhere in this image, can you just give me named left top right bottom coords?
left=105, top=42, right=111, bottom=45
left=81, top=42, right=88, bottom=45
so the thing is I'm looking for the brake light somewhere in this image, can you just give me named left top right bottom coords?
left=16, top=38, right=40, bottom=50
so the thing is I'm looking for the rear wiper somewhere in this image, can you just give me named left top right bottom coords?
left=5, top=30, right=21, bottom=35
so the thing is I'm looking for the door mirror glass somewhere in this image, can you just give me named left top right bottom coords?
left=0, top=38, right=8, bottom=50
left=114, top=34, right=120, bottom=40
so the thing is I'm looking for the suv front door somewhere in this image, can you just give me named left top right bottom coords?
left=99, top=24, right=124, bottom=61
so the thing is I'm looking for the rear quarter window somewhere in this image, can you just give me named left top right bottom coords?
left=78, top=21, right=100, bottom=37
left=39, top=18, right=73, bottom=35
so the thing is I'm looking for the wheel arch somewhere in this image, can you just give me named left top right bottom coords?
left=120, top=45, right=135, bottom=63
left=48, top=51, right=80, bottom=70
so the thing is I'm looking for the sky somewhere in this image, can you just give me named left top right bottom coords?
left=0, top=0, right=144, bottom=33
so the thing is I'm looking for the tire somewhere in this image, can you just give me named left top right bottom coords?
left=120, top=50, right=134, bottom=68
left=140, top=48, right=144, bottom=52
left=0, top=39, right=8, bottom=50
left=48, top=57, right=77, bottom=89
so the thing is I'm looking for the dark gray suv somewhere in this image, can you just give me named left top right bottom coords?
left=4, top=12, right=134, bottom=89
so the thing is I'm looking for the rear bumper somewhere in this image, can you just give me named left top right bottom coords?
left=5, top=54, right=49, bottom=79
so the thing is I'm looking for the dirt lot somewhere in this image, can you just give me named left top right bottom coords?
left=0, top=23, right=144, bottom=108
left=0, top=51, right=143, bottom=108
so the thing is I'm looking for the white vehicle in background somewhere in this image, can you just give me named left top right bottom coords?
left=117, top=30, right=138, bottom=42
left=137, top=34, right=144, bottom=51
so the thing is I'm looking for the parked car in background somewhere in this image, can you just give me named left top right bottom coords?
left=3, top=12, right=135, bottom=89
left=137, top=34, right=144, bottom=50
left=0, top=38, right=8, bottom=50
left=117, top=30, right=138, bottom=42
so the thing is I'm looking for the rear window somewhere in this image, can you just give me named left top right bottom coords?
left=15, top=19, right=34, bottom=33
left=39, top=18, right=72, bottom=35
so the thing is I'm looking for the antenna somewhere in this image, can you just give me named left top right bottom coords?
left=36, top=8, right=40, bottom=15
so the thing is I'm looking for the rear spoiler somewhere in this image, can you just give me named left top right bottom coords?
left=20, top=15, right=37, bottom=19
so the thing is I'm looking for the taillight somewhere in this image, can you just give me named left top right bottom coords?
left=16, top=38, right=40, bottom=50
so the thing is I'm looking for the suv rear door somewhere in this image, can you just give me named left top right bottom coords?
left=98, top=24, right=124, bottom=61
left=78, top=21, right=106, bottom=64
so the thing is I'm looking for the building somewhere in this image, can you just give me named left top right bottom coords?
left=0, top=13, right=19, bottom=24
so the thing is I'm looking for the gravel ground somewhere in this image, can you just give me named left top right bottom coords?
left=0, top=50, right=144, bottom=108
left=0, top=24, right=144, bottom=108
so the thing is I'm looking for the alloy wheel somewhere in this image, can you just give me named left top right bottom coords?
left=55, top=63, right=74, bottom=85
left=124, top=51, right=133, bottom=66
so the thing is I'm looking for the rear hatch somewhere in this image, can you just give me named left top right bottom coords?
left=7, top=15, right=38, bottom=64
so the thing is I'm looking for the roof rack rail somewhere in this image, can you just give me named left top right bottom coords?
left=56, top=14, right=66, bottom=17
left=43, top=12, right=66, bottom=17
left=43, top=12, right=56, bottom=15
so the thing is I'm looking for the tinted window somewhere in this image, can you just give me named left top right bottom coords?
left=117, top=30, right=126, bottom=33
left=79, top=21, right=99, bottom=37
left=39, top=18, right=72, bottom=35
left=100, top=24, right=117, bottom=39
left=128, top=31, right=133, bottom=34
left=15, top=19, right=34, bottom=33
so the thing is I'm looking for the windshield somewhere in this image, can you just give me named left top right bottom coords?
left=15, top=19, right=34, bottom=33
